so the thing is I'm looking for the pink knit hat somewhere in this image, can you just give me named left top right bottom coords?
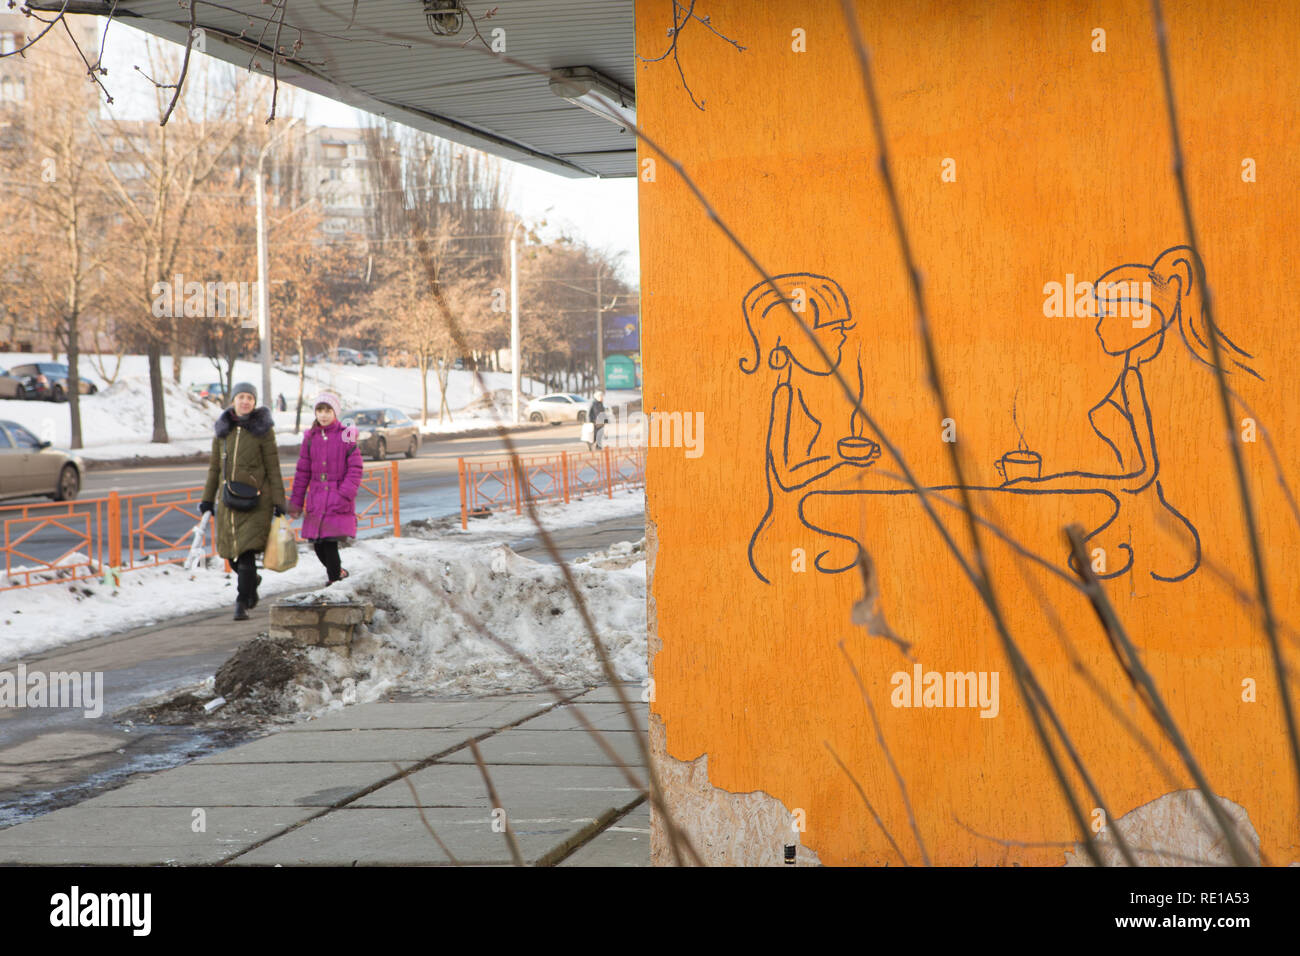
left=312, top=391, right=358, bottom=442
left=312, top=391, right=342, bottom=419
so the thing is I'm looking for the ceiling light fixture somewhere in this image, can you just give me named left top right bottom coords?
left=548, top=67, right=636, bottom=132
left=422, top=0, right=464, bottom=37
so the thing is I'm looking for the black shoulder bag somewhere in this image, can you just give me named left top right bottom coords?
left=221, top=425, right=261, bottom=512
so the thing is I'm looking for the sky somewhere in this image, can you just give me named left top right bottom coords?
left=94, top=19, right=641, bottom=284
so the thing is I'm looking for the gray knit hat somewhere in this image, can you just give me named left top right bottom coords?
left=231, top=382, right=257, bottom=402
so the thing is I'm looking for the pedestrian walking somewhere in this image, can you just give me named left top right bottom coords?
left=200, top=382, right=288, bottom=621
left=589, top=389, right=607, bottom=450
left=288, top=391, right=363, bottom=586
left=277, top=392, right=287, bottom=412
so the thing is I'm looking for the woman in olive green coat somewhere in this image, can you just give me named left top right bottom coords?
left=200, top=383, right=287, bottom=620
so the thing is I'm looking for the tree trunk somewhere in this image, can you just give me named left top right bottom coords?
left=171, top=316, right=184, bottom=384
left=67, top=312, right=82, bottom=450
left=419, top=349, right=430, bottom=425
left=148, top=340, right=169, bottom=443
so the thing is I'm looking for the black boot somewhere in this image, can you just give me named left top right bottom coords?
left=247, top=575, right=263, bottom=609
left=233, top=599, right=249, bottom=621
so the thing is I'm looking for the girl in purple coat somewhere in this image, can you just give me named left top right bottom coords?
left=288, top=391, right=364, bottom=584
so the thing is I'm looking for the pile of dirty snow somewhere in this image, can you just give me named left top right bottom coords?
left=272, top=539, right=646, bottom=713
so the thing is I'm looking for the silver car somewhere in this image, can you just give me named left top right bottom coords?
left=525, top=393, right=591, bottom=424
left=0, top=420, right=83, bottom=501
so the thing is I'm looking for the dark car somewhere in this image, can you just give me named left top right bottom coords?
left=344, top=407, right=421, bottom=461
left=4, top=363, right=98, bottom=403
left=0, top=420, right=83, bottom=501
left=0, top=367, right=43, bottom=400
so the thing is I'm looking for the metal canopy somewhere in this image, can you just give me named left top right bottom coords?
left=36, top=0, right=636, bottom=178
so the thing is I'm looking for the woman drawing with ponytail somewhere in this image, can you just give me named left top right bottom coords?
left=1001, top=244, right=1262, bottom=582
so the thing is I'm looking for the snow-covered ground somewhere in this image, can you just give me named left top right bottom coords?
left=0, top=491, right=646, bottom=664
left=288, top=533, right=648, bottom=707
left=0, top=352, right=630, bottom=462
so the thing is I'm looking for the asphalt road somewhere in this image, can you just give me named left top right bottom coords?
left=2, top=423, right=589, bottom=573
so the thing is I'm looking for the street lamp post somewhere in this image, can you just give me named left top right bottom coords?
left=256, top=117, right=302, bottom=407
left=509, top=219, right=526, bottom=423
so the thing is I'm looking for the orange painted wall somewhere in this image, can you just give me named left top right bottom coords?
left=638, top=0, right=1300, bottom=865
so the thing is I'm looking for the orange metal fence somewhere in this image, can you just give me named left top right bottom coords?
left=458, top=445, right=646, bottom=529
left=1, top=461, right=402, bottom=593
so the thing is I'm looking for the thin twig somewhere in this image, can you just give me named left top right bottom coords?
left=1149, top=0, right=1300, bottom=827
left=837, top=0, right=1109, bottom=866
left=824, top=741, right=909, bottom=866
left=392, top=761, right=461, bottom=865
left=469, top=741, right=525, bottom=866
left=158, top=0, right=198, bottom=126
left=1066, top=524, right=1257, bottom=866
left=836, top=641, right=930, bottom=866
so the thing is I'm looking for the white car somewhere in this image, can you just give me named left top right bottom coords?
left=525, top=393, right=591, bottom=424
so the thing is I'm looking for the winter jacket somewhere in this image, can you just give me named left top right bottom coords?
left=589, top=399, right=606, bottom=426
left=289, top=419, right=364, bottom=541
left=202, top=407, right=288, bottom=560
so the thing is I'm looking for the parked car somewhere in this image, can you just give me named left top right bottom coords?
left=2, top=363, right=98, bottom=402
left=361, top=350, right=380, bottom=366
left=524, top=393, right=590, bottom=424
left=0, top=367, right=42, bottom=400
left=331, top=348, right=364, bottom=366
left=343, top=407, right=421, bottom=461
left=0, top=420, right=83, bottom=501
left=188, top=382, right=226, bottom=405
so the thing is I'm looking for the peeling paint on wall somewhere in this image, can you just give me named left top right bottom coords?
left=1064, top=790, right=1261, bottom=867
left=649, top=714, right=822, bottom=866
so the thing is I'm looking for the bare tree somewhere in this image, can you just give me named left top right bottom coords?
left=93, top=42, right=270, bottom=443
left=0, top=34, right=112, bottom=449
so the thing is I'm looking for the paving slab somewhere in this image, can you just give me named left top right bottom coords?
left=84, top=761, right=401, bottom=808
left=568, top=684, right=645, bottom=704
left=191, top=729, right=478, bottom=764
left=0, top=805, right=309, bottom=865
left=558, top=799, right=650, bottom=867
left=513, top=702, right=650, bottom=733
left=559, top=826, right=652, bottom=866
left=439, top=728, right=646, bottom=768
left=355, top=763, right=644, bottom=820
left=279, top=697, right=560, bottom=732
left=232, top=807, right=612, bottom=866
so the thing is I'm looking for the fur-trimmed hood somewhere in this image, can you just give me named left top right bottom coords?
left=214, top=406, right=274, bottom=438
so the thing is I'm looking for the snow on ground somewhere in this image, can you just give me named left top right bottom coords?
left=0, top=491, right=646, bottom=664
left=288, top=534, right=648, bottom=709
left=0, top=352, right=590, bottom=460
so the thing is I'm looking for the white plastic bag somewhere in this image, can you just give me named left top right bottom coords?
left=580, top=421, right=595, bottom=444
left=184, top=512, right=211, bottom=571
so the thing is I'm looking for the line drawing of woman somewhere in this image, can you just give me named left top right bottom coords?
left=785, top=244, right=1260, bottom=586
left=999, top=244, right=1262, bottom=582
left=740, top=273, right=881, bottom=583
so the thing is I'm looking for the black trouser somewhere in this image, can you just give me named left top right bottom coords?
left=314, top=540, right=342, bottom=582
left=235, top=550, right=259, bottom=603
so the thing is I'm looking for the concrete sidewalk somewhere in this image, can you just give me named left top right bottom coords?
left=0, top=684, right=651, bottom=866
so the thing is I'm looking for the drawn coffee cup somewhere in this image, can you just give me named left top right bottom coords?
left=995, top=449, right=1042, bottom=481
left=838, top=436, right=880, bottom=463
